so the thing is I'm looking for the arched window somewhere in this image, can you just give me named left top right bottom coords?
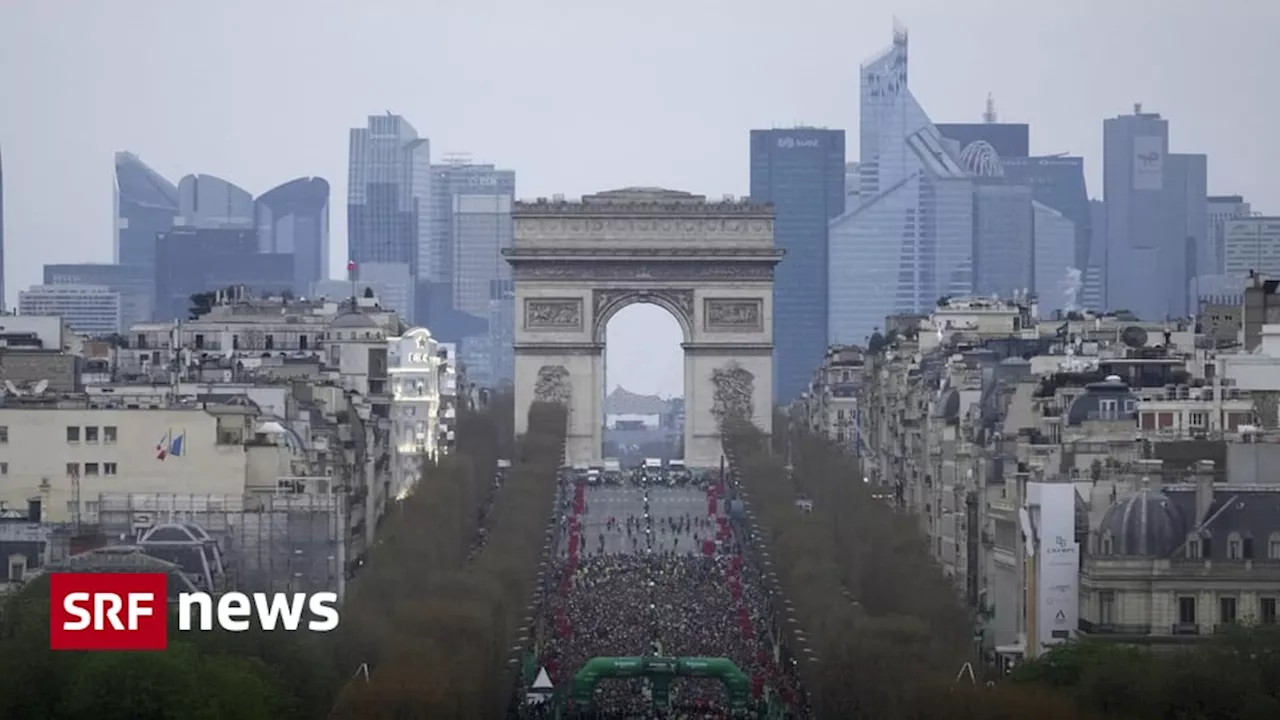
left=1228, top=532, right=1244, bottom=560
left=1187, top=534, right=1202, bottom=559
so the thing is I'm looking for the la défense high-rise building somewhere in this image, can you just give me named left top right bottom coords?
left=749, top=127, right=845, bottom=402
left=829, top=27, right=973, bottom=346
left=256, top=177, right=330, bottom=295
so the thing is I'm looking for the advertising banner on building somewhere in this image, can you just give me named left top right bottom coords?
left=1028, top=482, right=1079, bottom=651
left=1133, top=135, right=1164, bottom=191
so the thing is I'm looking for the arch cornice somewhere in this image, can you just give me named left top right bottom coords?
left=592, top=288, right=694, bottom=344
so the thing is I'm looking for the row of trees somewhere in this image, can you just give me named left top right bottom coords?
left=328, top=397, right=564, bottom=717
left=722, top=414, right=977, bottom=717
left=726, top=413, right=1280, bottom=718
left=0, top=393, right=566, bottom=719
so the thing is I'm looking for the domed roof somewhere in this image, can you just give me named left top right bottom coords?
left=1065, top=376, right=1137, bottom=426
left=329, top=311, right=377, bottom=329
left=1098, top=488, right=1187, bottom=557
left=958, top=140, right=1004, bottom=177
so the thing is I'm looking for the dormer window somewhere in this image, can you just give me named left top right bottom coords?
left=1228, top=532, right=1243, bottom=560
left=1269, top=532, right=1280, bottom=560
left=1187, top=536, right=1202, bottom=559
left=1101, top=531, right=1114, bottom=555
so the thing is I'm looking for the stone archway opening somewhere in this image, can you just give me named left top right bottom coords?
left=602, top=301, right=687, bottom=464
left=506, top=187, right=783, bottom=469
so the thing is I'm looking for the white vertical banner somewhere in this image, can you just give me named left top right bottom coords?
left=1133, top=136, right=1164, bottom=191
left=1028, top=482, right=1079, bottom=651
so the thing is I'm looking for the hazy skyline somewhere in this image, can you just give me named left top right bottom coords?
left=3, top=0, right=1278, bottom=397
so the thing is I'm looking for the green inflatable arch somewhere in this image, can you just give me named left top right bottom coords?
left=570, top=656, right=750, bottom=714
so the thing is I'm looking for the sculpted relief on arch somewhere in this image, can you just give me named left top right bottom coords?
left=710, top=361, right=756, bottom=427
left=592, top=288, right=694, bottom=337
left=534, top=365, right=572, bottom=406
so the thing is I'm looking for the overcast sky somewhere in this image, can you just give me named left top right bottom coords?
left=2, top=0, right=1277, bottom=398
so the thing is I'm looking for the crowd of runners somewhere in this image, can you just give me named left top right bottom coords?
left=526, top=466, right=808, bottom=718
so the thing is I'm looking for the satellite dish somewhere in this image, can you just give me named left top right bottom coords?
left=1120, top=326, right=1149, bottom=349
left=3, top=380, right=21, bottom=396
left=31, top=380, right=48, bottom=395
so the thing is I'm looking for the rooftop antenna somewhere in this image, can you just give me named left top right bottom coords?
left=983, top=93, right=998, bottom=124
left=1134, top=102, right=1143, bottom=115
left=442, top=152, right=472, bottom=167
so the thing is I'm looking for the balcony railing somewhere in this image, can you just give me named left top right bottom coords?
left=1078, top=619, right=1153, bottom=635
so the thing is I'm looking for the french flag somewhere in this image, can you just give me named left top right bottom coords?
left=156, top=431, right=185, bottom=460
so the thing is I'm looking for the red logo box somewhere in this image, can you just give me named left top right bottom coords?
left=49, top=572, right=169, bottom=651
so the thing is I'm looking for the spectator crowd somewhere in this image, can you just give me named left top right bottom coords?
left=530, top=476, right=809, bottom=718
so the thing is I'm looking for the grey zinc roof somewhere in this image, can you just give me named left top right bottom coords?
left=329, top=312, right=378, bottom=329
left=1099, top=488, right=1188, bottom=556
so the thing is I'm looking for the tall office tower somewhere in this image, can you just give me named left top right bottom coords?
left=749, top=127, right=845, bottom=402
left=1207, top=195, right=1250, bottom=277
left=347, top=114, right=431, bottom=295
left=19, top=285, right=122, bottom=337
left=0, top=144, right=5, bottom=312
left=1168, top=153, right=1208, bottom=304
left=424, top=160, right=516, bottom=331
left=972, top=183, right=1034, bottom=300
left=453, top=194, right=514, bottom=387
left=256, top=177, right=330, bottom=295
left=1085, top=200, right=1107, bottom=311
left=44, top=263, right=151, bottom=332
left=1223, top=217, right=1280, bottom=279
left=177, top=174, right=254, bottom=228
left=1103, top=106, right=1207, bottom=320
left=1001, top=156, right=1094, bottom=309
left=1032, top=202, right=1078, bottom=317
left=829, top=26, right=973, bottom=346
left=114, top=152, right=179, bottom=271
left=153, top=227, right=293, bottom=321
left=844, top=162, right=860, bottom=213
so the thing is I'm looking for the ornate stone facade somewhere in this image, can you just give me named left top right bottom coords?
left=710, top=361, right=756, bottom=426
left=593, top=288, right=694, bottom=335
left=509, top=187, right=779, bottom=467
left=533, top=365, right=572, bottom=406
left=524, top=299, right=583, bottom=330
left=704, top=299, right=763, bottom=332
left=513, top=262, right=775, bottom=282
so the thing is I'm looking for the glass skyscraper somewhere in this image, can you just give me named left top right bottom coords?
left=829, top=27, right=973, bottom=346
left=256, top=177, right=330, bottom=295
left=1033, top=201, right=1078, bottom=316
left=114, top=152, right=179, bottom=270
left=1103, top=107, right=1207, bottom=320
left=749, top=127, right=845, bottom=402
left=347, top=114, right=431, bottom=291
left=427, top=162, right=516, bottom=286
left=177, top=174, right=254, bottom=228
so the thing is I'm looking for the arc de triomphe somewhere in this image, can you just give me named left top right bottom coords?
left=504, top=187, right=782, bottom=468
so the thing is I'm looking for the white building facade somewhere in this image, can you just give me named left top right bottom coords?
left=19, top=285, right=121, bottom=337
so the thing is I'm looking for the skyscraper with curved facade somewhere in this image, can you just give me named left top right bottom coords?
left=177, top=173, right=254, bottom=228
left=256, top=177, right=330, bottom=294
left=114, top=152, right=179, bottom=269
left=828, top=27, right=974, bottom=345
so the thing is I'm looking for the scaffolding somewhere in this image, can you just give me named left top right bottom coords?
left=96, top=492, right=344, bottom=596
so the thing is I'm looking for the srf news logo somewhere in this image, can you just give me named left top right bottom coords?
left=49, top=572, right=340, bottom=651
